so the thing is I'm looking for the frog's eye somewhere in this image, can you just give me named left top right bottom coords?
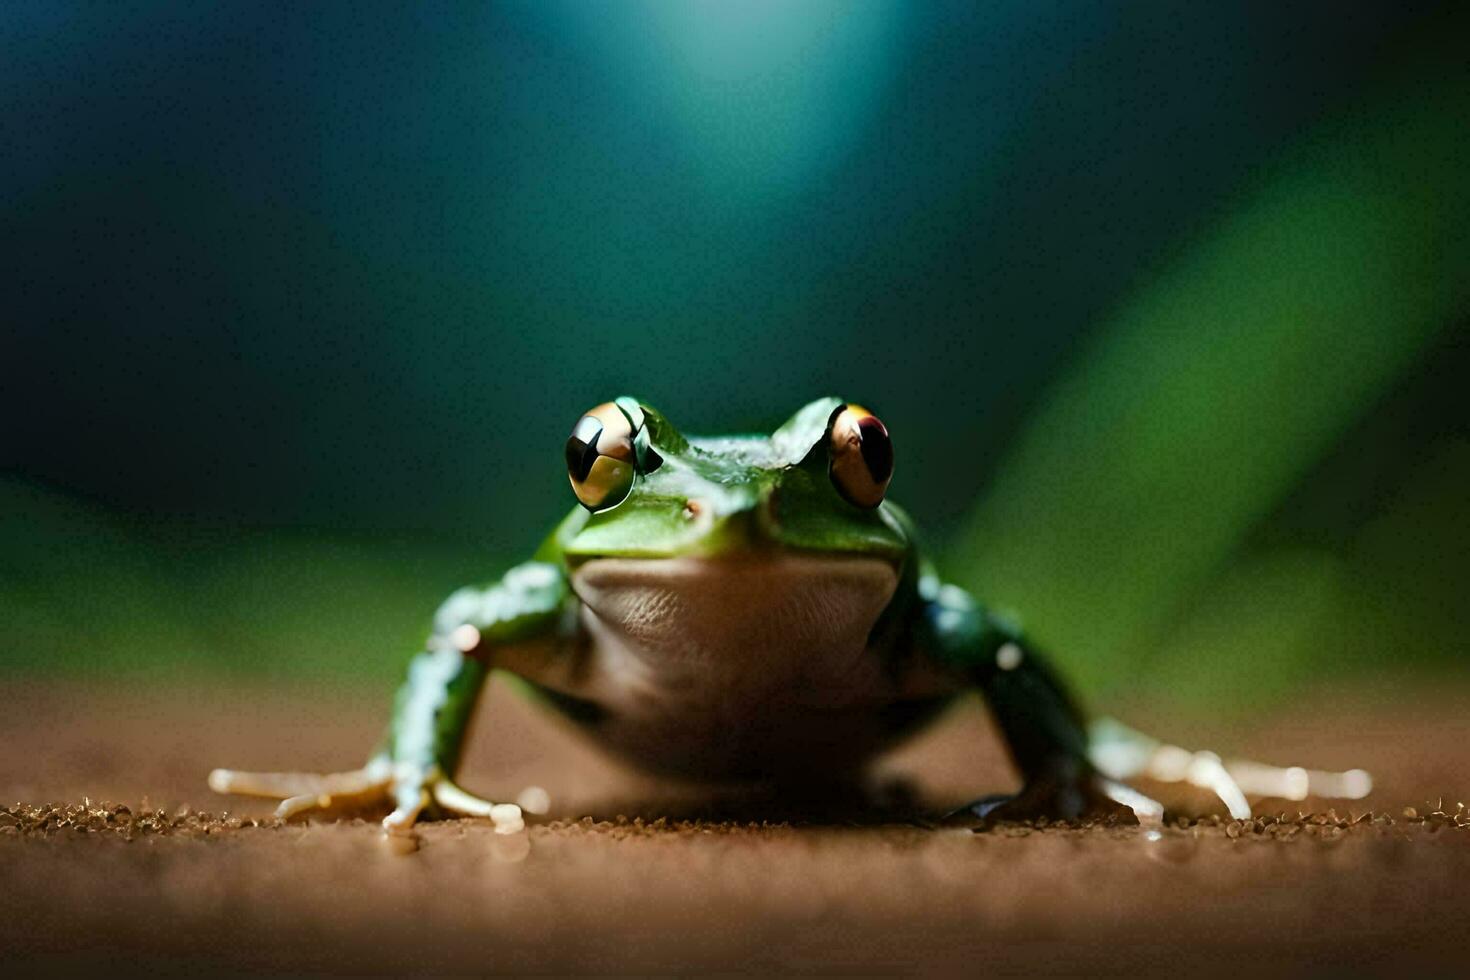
left=566, top=402, right=638, bottom=511
left=827, top=404, right=893, bottom=509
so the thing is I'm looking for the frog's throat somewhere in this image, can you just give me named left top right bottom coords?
left=550, top=554, right=920, bottom=781
left=569, top=554, right=900, bottom=663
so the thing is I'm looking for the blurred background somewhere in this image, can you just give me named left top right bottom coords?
left=4, top=1, right=1467, bottom=714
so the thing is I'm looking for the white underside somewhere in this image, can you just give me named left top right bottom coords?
left=516, top=554, right=954, bottom=779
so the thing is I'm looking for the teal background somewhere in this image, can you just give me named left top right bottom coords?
left=4, top=3, right=1467, bottom=709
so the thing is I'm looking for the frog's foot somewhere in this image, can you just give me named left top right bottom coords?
left=208, top=761, right=392, bottom=819
left=1087, top=717, right=1373, bottom=819
left=207, top=761, right=524, bottom=834
left=952, top=764, right=1163, bottom=828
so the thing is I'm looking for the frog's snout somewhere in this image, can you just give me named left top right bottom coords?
left=678, top=495, right=719, bottom=538
left=676, top=486, right=781, bottom=551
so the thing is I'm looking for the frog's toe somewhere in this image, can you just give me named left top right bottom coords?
left=1096, top=776, right=1164, bottom=826
left=377, top=776, right=523, bottom=834
left=430, top=778, right=525, bottom=832
left=208, top=762, right=393, bottom=819
left=383, top=783, right=430, bottom=835
left=1089, top=718, right=1252, bottom=818
left=275, top=792, right=334, bottom=821
left=1223, top=759, right=1373, bottom=802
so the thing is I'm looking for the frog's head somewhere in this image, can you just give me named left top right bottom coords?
left=557, top=396, right=909, bottom=565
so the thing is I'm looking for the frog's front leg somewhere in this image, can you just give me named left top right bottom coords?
left=209, top=560, right=573, bottom=833
left=921, top=583, right=1164, bottom=826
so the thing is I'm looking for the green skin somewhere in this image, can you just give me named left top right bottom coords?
left=212, top=396, right=1256, bottom=830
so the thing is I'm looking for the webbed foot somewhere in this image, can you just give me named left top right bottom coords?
left=207, top=760, right=525, bottom=834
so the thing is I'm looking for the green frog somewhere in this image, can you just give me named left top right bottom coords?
left=209, top=397, right=1370, bottom=833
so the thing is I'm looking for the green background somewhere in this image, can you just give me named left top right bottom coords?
left=5, top=2, right=1467, bottom=712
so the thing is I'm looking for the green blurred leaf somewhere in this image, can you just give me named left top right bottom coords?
left=949, top=68, right=1470, bottom=696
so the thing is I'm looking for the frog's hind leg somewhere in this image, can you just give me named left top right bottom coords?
left=1087, top=718, right=1372, bottom=817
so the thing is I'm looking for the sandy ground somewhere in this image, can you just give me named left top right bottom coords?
left=2, top=676, right=1467, bottom=976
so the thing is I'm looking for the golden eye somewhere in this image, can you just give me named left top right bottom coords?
left=827, top=404, right=893, bottom=509
left=566, top=402, right=638, bottom=511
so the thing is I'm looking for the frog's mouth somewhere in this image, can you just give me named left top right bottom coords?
left=569, top=554, right=900, bottom=658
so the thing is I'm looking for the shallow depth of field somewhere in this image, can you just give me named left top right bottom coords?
left=3, top=2, right=1468, bottom=975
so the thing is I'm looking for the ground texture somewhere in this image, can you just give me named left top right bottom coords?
left=2, top=678, right=1467, bottom=975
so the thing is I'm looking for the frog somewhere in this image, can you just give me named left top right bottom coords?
left=209, top=396, right=1371, bottom=833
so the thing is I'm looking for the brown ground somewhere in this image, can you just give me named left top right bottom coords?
left=2, top=677, right=1467, bottom=976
